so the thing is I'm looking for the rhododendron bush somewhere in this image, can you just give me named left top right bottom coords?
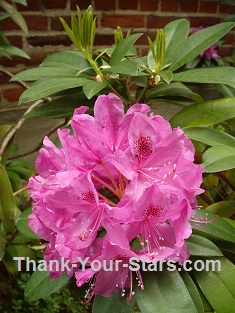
left=1, top=5, right=235, bottom=313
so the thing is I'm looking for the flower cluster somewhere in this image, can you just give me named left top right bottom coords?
left=28, top=93, right=203, bottom=300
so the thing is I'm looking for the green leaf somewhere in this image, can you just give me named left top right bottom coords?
left=0, top=13, right=11, bottom=21
left=146, top=82, right=202, bottom=101
left=163, top=18, right=190, bottom=66
left=169, top=22, right=235, bottom=71
left=202, top=145, right=235, bottom=172
left=59, top=17, right=80, bottom=49
left=1, top=134, right=15, bottom=166
left=0, top=43, right=29, bottom=59
left=0, top=232, right=6, bottom=260
left=11, top=67, right=78, bottom=81
left=186, top=234, right=223, bottom=257
left=135, top=271, right=199, bottom=313
left=192, top=210, right=235, bottom=243
left=194, top=257, right=235, bottom=313
left=41, top=51, right=90, bottom=70
left=93, top=292, right=135, bottom=313
left=170, top=98, right=235, bottom=128
left=173, top=67, right=235, bottom=89
left=216, top=84, right=235, bottom=98
left=15, top=208, right=39, bottom=239
left=83, top=80, right=109, bottom=99
left=0, top=124, right=11, bottom=139
left=23, top=93, right=94, bottom=119
left=206, top=201, right=235, bottom=218
left=183, top=127, right=235, bottom=147
left=0, top=0, right=28, bottom=33
left=110, top=60, right=138, bottom=76
left=159, top=70, right=173, bottom=84
left=25, top=271, right=70, bottom=302
left=110, top=33, right=142, bottom=66
left=180, top=271, right=204, bottom=313
left=19, top=78, right=89, bottom=104
left=12, top=0, right=27, bottom=5
left=0, top=164, right=17, bottom=233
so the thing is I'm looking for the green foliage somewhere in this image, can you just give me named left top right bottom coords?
left=2, top=5, right=235, bottom=313
left=0, top=0, right=29, bottom=59
left=0, top=273, right=91, bottom=313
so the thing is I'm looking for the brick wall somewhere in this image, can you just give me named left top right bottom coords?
left=0, top=0, right=234, bottom=107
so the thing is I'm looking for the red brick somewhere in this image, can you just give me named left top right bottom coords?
left=189, top=16, right=221, bottom=27
left=140, top=0, right=159, bottom=11
left=44, top=0, right=67, bottom=9
left=94, top=0, right=115, bottom=11
left=147, top=15, right=175, bottom=28
left=223, top=32, right=235, bottom=45
left=0, top=74, right=11, bottom=85
left=118, top=0, right=138, bottom=10
left=135, top=31, right=156, bottom=45
left=101, top=14, right=145, bottom=28
left=0, top=53, right=48, bottom=67
left=8, top=36, right=23, bottom=49
left=219, top=3, right=235, bottom=14
left=2, top=86, right=24, bottom=102
left=218, top=46, right=233, bottom=57
left=27, top=35, right=72, bottom=47
left=71, top=0, right=92, bottom=10
left=199, top=1, right=218, bottom=14
left=180, top=0, right=199, bottom=12
left=94, top=34, right=115, bottom=46
left=2, top=15, right=48, bottom=31
left=161, top=0, right=179, bottom=12
left=51, top=16, right=71, bottom=31
left=16, top=0, right=41, bottom=11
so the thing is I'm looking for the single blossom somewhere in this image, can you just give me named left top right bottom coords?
left=28, top=93, right=205, bottom=300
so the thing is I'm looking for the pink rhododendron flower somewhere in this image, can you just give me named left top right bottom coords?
left=28, top=93, right=204, bottom=300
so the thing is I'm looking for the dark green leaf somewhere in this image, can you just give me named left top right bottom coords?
left=16, top=208, right=39, bottom=239
left=146, top=82, right=202, bottom=101
left=110, top=33, right=142, bottom=66
left=0, top=13, right=11, bottom=21
left=19, top=78, right=89, bottom=104
left=180, top=271, right=204, bottom=313
left=93, top=292, right=135, bottom=313
left=12, top=0, right=27, bottom=5
left=0, top=232, right=6, bottom=260
left=0, top=124, right=11, bottom=139
left=135, top=271, right=199, bottom=313
left=173, top=67, right=235, bottom=89
left=202, top=145, right=235, bottom=172
left=192, top=210, right=235, bottom=243
left=186, top=234, right=223, bottom=257
left=159, top=70, right=173, bottom=84
left=0, top=43, right=29, bottom=59
left=23, top=94, right=94, bottom=119
left=0, top=164, right=18, bottom=233
left=163, top=19, right=190, bottom=66
left=41, top=51, right=90, bottom=70
left=170, top=98, right=235, bottom=128
left=110, top=60, right=138, bottom=76
left=25, top=271, right=70, bottom=302
left=83, top=80, right=109, bottom=99
left=11, top=67, right=78, bottom=81
left=169, top=22, right=235, bottom=71
left=0, top=0, right=28, bottom=33
left=206, top=201, right=235, bottom=217
left=194, top=257, right=235, bottom=313
left=183, top=127, right=235, bottom=147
